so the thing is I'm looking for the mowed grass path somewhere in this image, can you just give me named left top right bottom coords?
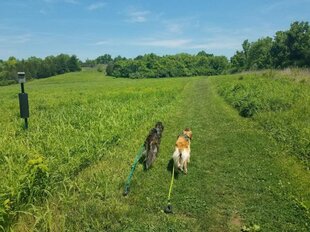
left=2, top=72, right=309, bottom=231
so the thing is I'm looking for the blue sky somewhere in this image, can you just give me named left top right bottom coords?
left=1, top=0, right=310, bottom=60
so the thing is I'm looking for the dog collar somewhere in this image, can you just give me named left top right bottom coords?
left=182, top=134, right=191, bottom=141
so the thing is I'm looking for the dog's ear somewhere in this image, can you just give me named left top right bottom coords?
left=188, top=131, right=193, bottom=139
left=183, top=128, right=192, bottom=139
left=155, top=121, right=164, bottom=131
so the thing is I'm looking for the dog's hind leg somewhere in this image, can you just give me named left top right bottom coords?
left=172, top=149, right=181, bottom=170
left=183, top=159, right=188, bottom=174
left=179, top=155, right=184, bottom=172
left=187, top=148, right=191, bottom=163
left=180, top=150, right=189, bottom=174
left=145, top=143, right=158, bottom=169
left=139, top=146, right=147, bottom=165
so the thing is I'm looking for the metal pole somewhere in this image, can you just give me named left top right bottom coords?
left=20, top=82, right=28, bottom=129
left=24, top=118, right=28, bottom=129
left=21, top=83, right=25, bottom=93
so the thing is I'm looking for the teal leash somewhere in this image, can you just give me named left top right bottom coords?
left=123, top=144, right=145, bottom=196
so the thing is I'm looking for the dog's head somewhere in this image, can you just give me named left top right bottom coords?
left=155, top=121, right=164, bottom=135
left=183, top=128, right=192, bottom=140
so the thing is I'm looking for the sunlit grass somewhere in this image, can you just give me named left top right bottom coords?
left=0, top=70, right=309, bottom=231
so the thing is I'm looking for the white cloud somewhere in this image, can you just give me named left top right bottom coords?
left=200, top=24, right=276, bottom=43
left=0, top=34, right=32, bottom=44
left=165, top=23, right=183, bottom=34
left=134, top=37, right=241, bottom=51
left=160, top=17, right=199, bottom=35
left=263, top=0, right=310, bottom=12
left=87, top=2, right=106, bottom=11
left=127, top=10, right=150, bottom=23
left=188, top=41, right=241, bottom=50
left=93, top=40, right=110, bottom=45
left=137, top=39, right=191, bottom=48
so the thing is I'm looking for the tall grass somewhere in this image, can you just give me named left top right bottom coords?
left=0, top=71, right=189, bottom=230
left=1, top=70, right=309, bottom=231
left=216, top=70, right=310, bottom=165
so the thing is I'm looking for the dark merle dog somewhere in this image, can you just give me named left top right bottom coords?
left=142, top=122, right=164, bottom=170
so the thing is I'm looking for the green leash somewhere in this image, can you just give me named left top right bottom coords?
left=123, top=144, right=145, bottom=196
left=164, top=165, right=175, bottom=213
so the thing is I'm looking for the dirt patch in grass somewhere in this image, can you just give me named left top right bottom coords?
left=229, top=211, right=243, bottom=231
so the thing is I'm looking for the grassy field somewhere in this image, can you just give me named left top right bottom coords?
left=0, top=70, right=309, bottom=231
left=217, top=71, right=310, bottom=165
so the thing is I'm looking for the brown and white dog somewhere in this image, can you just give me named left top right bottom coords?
left=172, top=128, right=192, bottom=174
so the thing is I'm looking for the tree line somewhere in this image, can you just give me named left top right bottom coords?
left=105, top=21, right=310, bottom=78
left=231, top=21, right=310, bottom=72
left=0, top=21, right=309, bottom=85
left=0, top=54, right=81, bottom=86
left=82, top=54, right=113, bottom=68
left=106, top=52, right=229, bottom=78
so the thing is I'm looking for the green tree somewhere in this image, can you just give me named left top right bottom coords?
left=242, top=40, right=251, bottom=69
left=44, top=56, right=57, bottom=76
left=83, top=59, right=96, bottom=67
left=95, top=54, right=112, bottom=64
left=247, top=37, right=273, bottom=70
left=230, top=40, right=251, bottom=72
left=286, top=21, right=310, bottom=66
left=197, top=51, right=214, bottom=57
left=271, top=21, right=310, bottom=68
left=270, top=31, right=290, bottom=68
left=55, top=54, right=70, bottom=74
left=209, top=56, right=229, bottom=74
left=67, top=55, right=81, bottom=72
left=230, top=51, right=246, bottom=73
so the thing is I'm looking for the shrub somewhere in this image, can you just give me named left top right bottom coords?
left=217, top=72, right=310, bottom=163
left=0, top=156, right=49, bottom=230
left=19, top=156, right=50, bottom=204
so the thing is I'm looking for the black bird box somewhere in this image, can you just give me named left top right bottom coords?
left=18, top=93, right=29, bottom=118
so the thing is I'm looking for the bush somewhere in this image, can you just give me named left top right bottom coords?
left=106, top=53, right=229, bottom=78
left=216, top=72, right=310, bottom=164
left=96, top=64, right=106, bottom=73
left=0, top=156, right=49, bottom=230
left=19, top=156, right=50, bottom=204
left=0, top=80, right=16, bottom=86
